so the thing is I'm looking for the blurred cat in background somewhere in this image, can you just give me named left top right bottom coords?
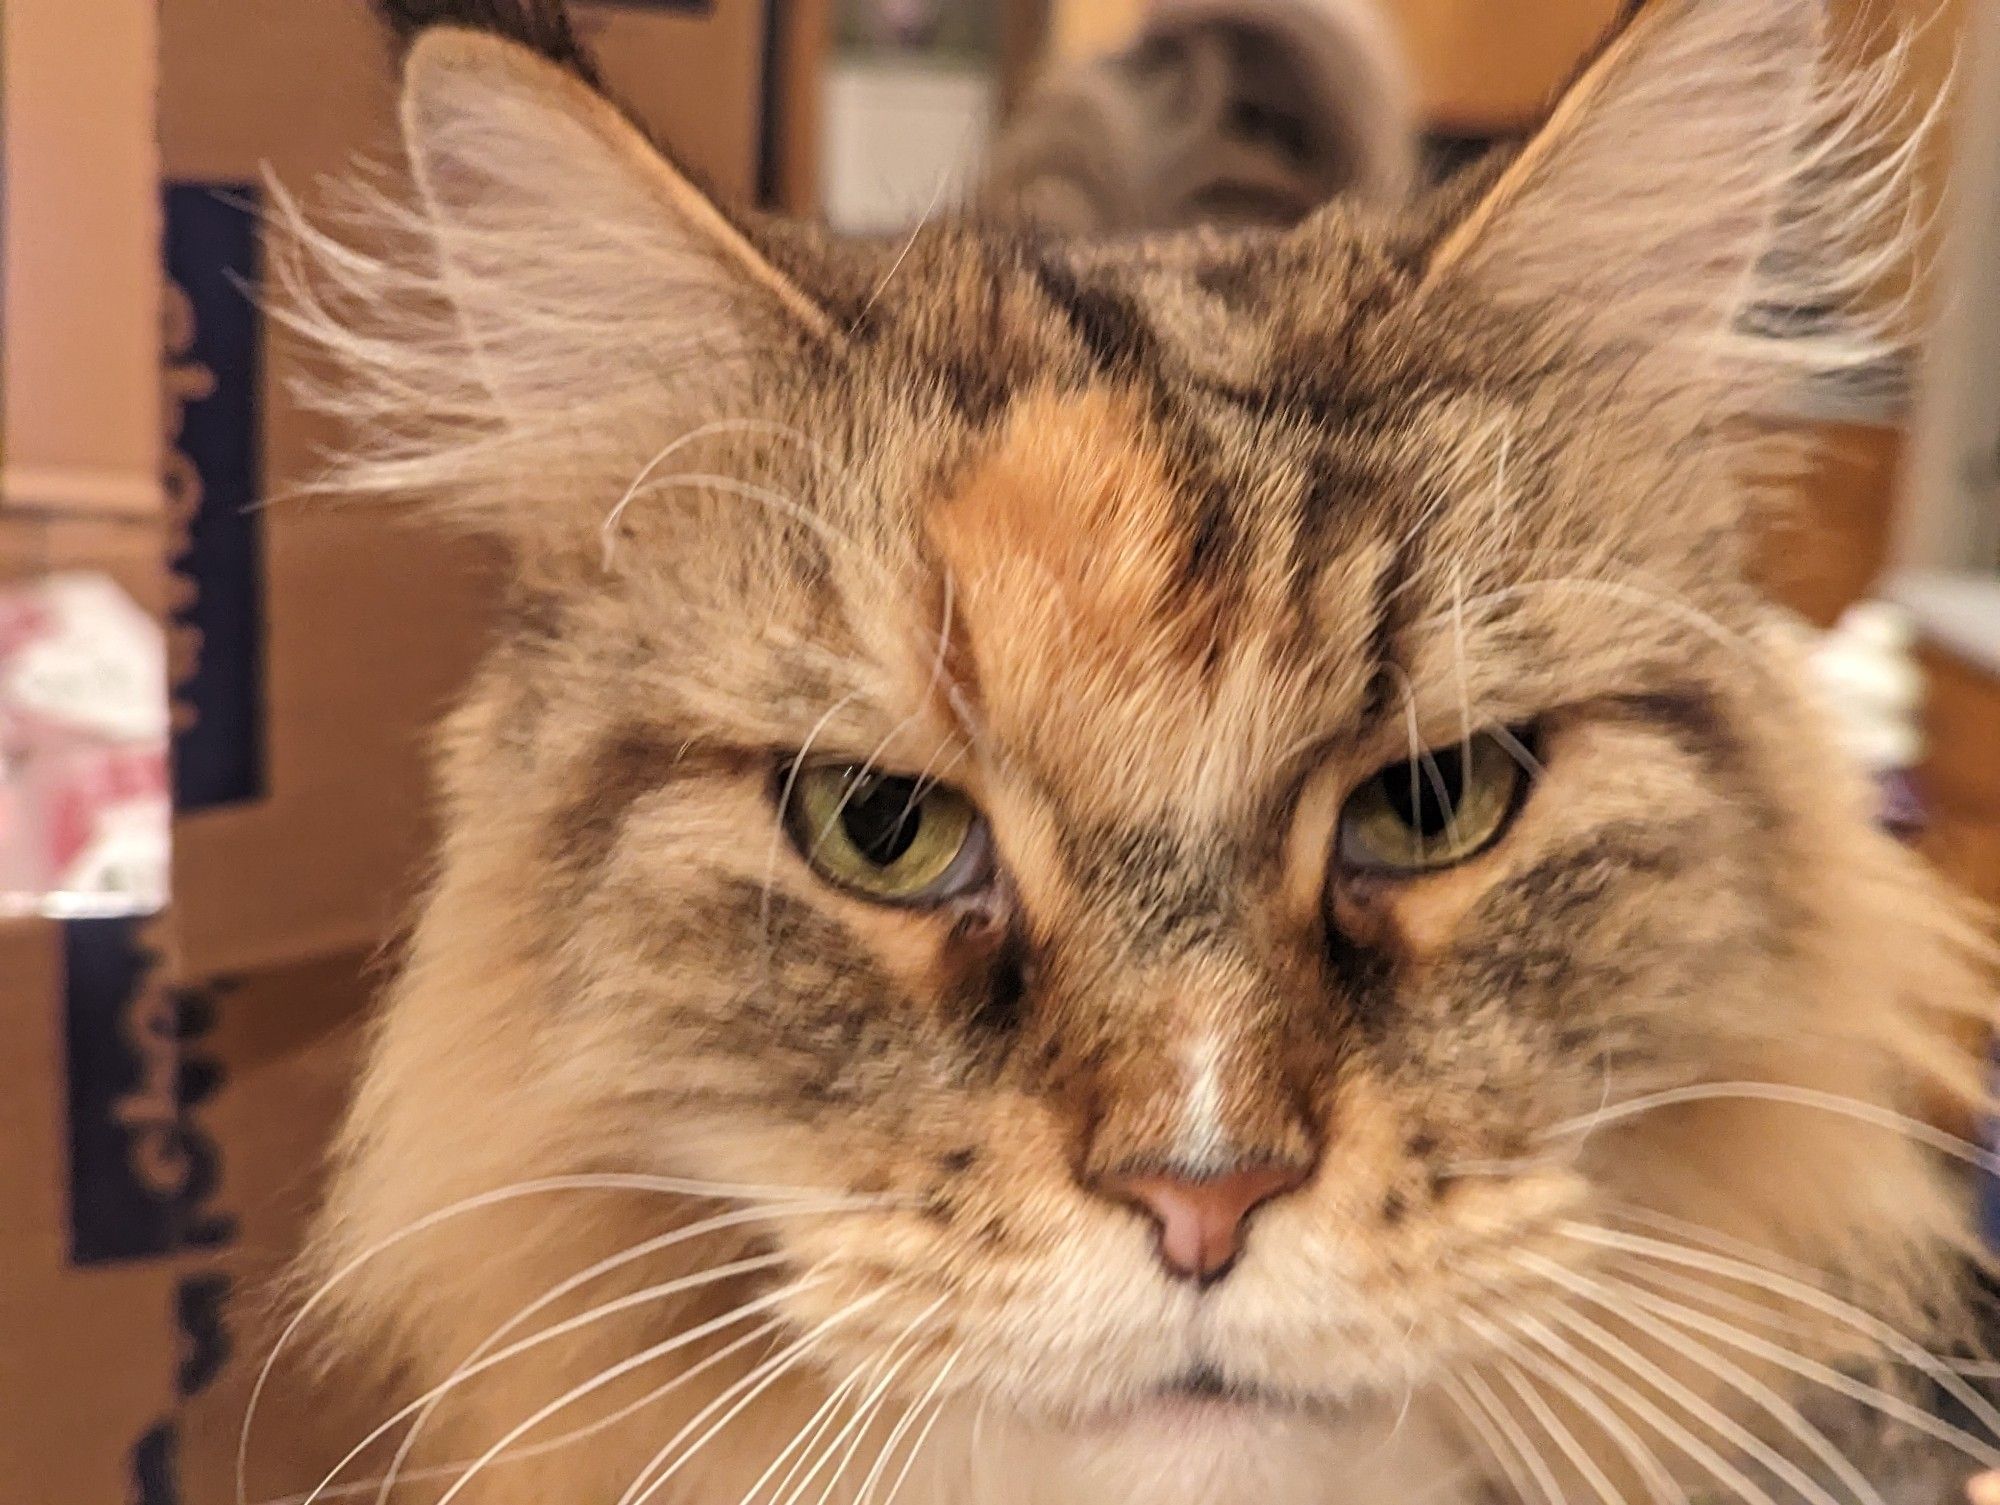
left=267, top=2, right=1997, bottom=1503
left=980, top=0, right=1415, bottom=231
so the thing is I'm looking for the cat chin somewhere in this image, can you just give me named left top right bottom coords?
left=1055, top=1384, right=1347, bottom=1440
left=960, top=1392, right=1472, bottom=1505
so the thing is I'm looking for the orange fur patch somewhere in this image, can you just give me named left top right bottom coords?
left=928, top=387, right=1221, bottom=721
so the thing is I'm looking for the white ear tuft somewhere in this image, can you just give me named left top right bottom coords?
left=1426, top=0, right=1922, bottom=403
left=267, top=30, right=826, bottom=542
left=399, top=27, right=828, bottom=410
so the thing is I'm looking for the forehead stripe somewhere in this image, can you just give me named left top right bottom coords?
left=1031, top=256, right=1162, bottom=379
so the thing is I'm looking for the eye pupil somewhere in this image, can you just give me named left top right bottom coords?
left=783, top=763, right=991, bottom=904
left=840, top=777, right=923, bottom=866
left=1334, top=727, right=1537, bottom=876
left=1382, top=743, right=1467, bottom=841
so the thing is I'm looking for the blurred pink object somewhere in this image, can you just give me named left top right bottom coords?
left=0, top=573, right=169, bottom=915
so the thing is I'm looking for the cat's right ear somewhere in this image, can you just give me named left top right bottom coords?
left=396, top=28, right=832, bottom=415
left=273, top=28, right=838, bottom=543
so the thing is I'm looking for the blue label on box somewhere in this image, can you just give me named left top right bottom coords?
left=164, top=183, right=266, bottom=813
left=129, top=1422, right=180, bottom=1505
left=63, top=917, right=236, bottom=1266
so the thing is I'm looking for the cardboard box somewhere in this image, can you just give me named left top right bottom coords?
left=1036, top=0, right=1624, bottom=135
left=0, top=914, right=386, bottom=1505
left=0, top=917, right=183, bottom=1502
left=3, top=3, right=817, bottom=1499
left=1383, top=0, right=1621, bottom=132
left=0, top=2, right=163, bottom=520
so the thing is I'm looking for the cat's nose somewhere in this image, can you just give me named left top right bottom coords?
left=1099, top=1163, right=1309, bottom=1284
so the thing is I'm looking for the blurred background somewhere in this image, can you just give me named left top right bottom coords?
left=0, top=0, right=1993, bottom=1500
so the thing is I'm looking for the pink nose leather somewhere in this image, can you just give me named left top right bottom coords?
left=1104, top=1165, right=1308, bottom=1283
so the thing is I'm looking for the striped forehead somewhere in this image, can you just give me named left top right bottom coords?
left=925, top=385, right=1380, bottom=826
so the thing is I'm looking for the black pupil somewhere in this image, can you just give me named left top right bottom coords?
left=1381, top=743, right=1468, bottom=841
left=841, top=777, right=924, bottom=866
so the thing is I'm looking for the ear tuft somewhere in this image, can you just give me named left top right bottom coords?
left=267, top=27, right=828, bottom=545
left=398, top=26, right=830, bottom=374
left=1421, top=0, right=1924, bottom=407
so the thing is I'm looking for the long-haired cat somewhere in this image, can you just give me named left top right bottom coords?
left=270, top=1, right=1997, bottom=1501
left=978, top=0, right=1415, bottom=231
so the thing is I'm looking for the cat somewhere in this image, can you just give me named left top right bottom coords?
left=268, top=1, right=1998, bottom=1502
left=977, top=0, right=1416, bottom=233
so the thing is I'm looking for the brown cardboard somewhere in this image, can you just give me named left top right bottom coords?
left=0, top=512, right=173, bottom=615
left=1384, top=0, right=1622, bottom=132
left=158, top=0, right=497, bottom=978
left=0, top=916, right=182, bottom=1504
left=1036, top=0, right=1624, bottom=134
left=0, top=1, right=163, bottom=519
left=2, top=8, right=812, bottom=1502
left=0, top=914, right=385, bottom=1505
left=158, top=0, right=790, bottom=978
left=576, top=0, right=775, bottom=204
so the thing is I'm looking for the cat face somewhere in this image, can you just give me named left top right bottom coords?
left=458, top=281, right=1792, bottom=1427
left=289, top=1, right=1985, bottom=1496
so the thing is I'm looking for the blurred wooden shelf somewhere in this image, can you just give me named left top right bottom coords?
left=1917, top=635, right=2000, bottom=910
left=1756, top=423, right=1905, bottom=631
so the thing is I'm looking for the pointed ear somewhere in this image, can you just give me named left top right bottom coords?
left=270, top=27, right=841, bottom=545
left=1421, top=0, right=1848, bottom=372
left=396, top=28, right=831, bottom=413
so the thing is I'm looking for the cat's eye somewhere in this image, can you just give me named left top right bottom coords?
left=781, top=765, right=991, bottom=903
left=1336, top=730, right=1534, bottom=874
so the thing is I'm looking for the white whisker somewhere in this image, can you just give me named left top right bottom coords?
left=627, top=472, right=882, bottom=584
left=853, top=1350, right=955, bottom=1505
left=1578, top=1252, right=2000, bottom=1471
left=602, top=420, right=800, bottom=566
left=868, top=1354, right=959, bottom=1505
left=1439, top=1372, right=1545, bottom=1505
left=253, top=1314, right=792, bottom=1505
left=1520, top=1250, right=1884, bottom=1505
left=1558, top=1221, right=2000, bottom=1443
left=1518, top=1308, right=1777, bottom=1505
left=741, top=1347, right=875, bottom=1505
left=1470, top=1307, right=1681, bottom=1505
left=239, top=1173, right=883, bottom=1505
left=763, top=691, right=869, bottom=945
left=300, top=1249, right=794, bottom=1505
left=377, top=1197, right=887, bottom=1504
left=432, top=1273, right=829, bottom=1505
left=1606, top=1205, right=2000, bottom=1381
left=619, top=1286, right=891, bottom=1505
left=1487, top=1350, right=1628, bottom=1505
left=784, top=1315, right=939, bottom=1505
left=1454, top=1367, right=1568, bottom=1505
left=1541, top=1080, right=2000, bottom=1176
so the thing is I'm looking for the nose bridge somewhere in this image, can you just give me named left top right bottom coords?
left=1045, top=816, right=1320, bottom=1186
left=1074, top=972, right=1319, bottom=1185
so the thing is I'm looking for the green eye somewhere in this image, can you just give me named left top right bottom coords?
left=1336, top=730, right=1534, bottom=874
left=781, top=765, right=991, bottom=903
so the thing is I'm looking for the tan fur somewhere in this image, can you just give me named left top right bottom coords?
left=271, top=6, right=1995, bottom=1504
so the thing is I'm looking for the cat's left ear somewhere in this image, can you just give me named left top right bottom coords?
left=396, top=28, right=833, bottom=414
left=1415, top=0, right=1865, bottom=384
